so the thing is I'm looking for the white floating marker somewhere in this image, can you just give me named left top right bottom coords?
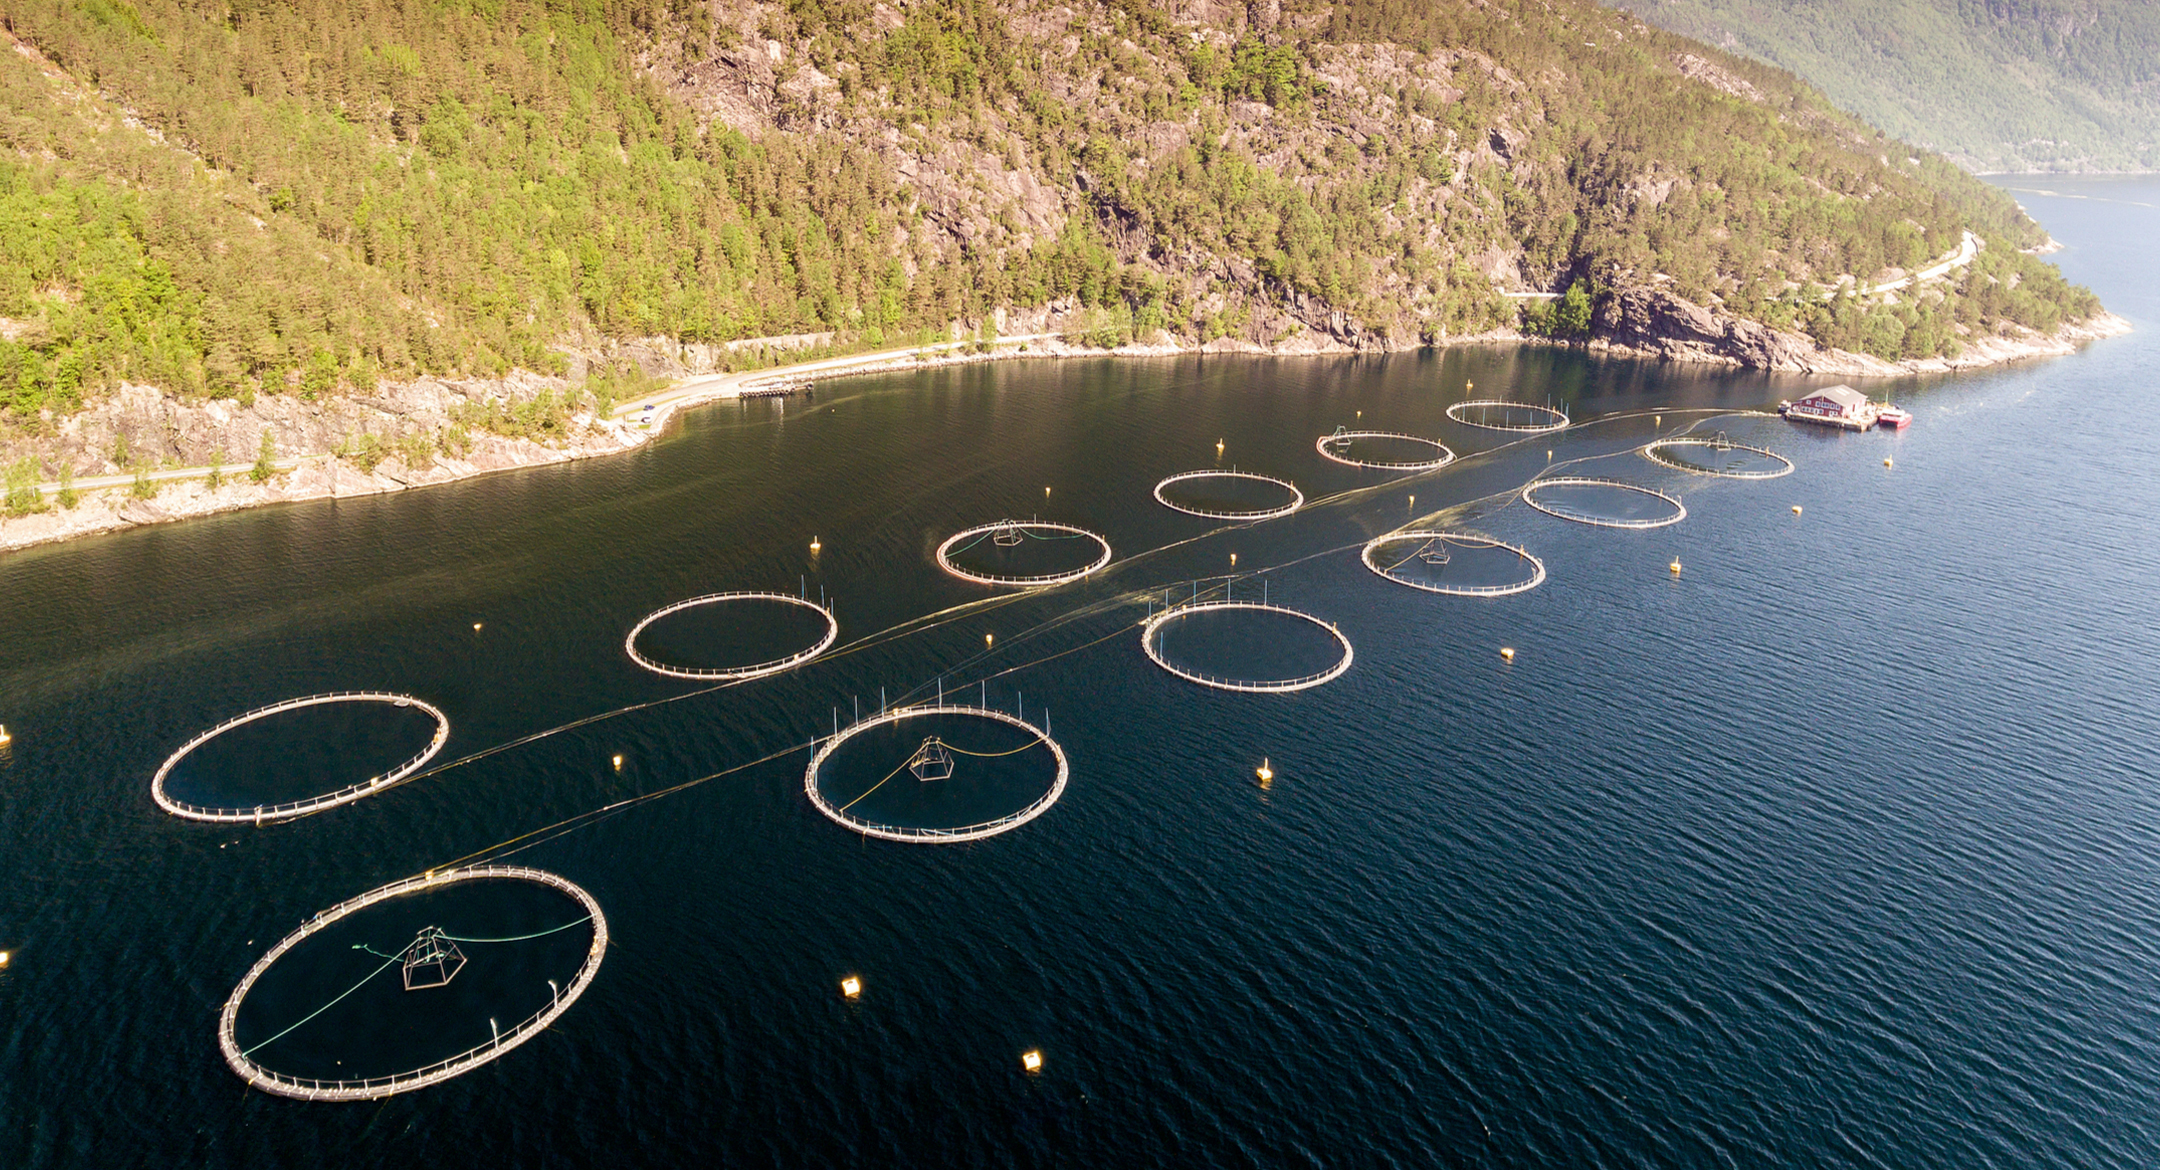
left=1884, top=458, right=1894, bottom=468
left=1792, top=505, right=1803, bottom=515
left=472, top=623, right=483, bottom=632
left=612, top=754, right=623, bottom=771
left=841, top=976, right=862, bottom=998
left=985, top=633, right=994, bottom=647
left=0, top=724, right=10, bottom=747
left=0, top=951, right=10, bottom=967
left=1500, top=647, right=1516, bottom=662
left=1669, top=558, right=1682, bottom=575
left=1229, top=553, right=1237, bottom=567
left=1022, top=1050, right=1043, bottom=1072
left=810, top=535, right=822, bottom=553
left=1257, top=758, right=1274, bottom=783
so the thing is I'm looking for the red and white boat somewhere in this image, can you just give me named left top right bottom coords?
left=1877, top=405, right=1912, bottom=430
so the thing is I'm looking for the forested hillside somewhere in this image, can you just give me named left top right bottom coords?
left=0, top=0, right=2109, bottom=467
left=1608, top=0, right=2160, bottom=173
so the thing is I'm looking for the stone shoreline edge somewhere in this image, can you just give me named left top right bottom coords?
left=0, top=311, right=2128, bottom=556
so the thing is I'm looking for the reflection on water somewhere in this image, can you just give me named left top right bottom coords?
left=0, top=178, right=2157, bottom=1167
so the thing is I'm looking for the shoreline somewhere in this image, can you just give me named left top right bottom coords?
left=0, top=314, right=2129, bottom=556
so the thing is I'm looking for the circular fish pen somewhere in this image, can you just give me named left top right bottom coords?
left=1153, top=470, right=1305, bottom=521
left=1314, top=429, right=1456, bottom=471
left=1141, top=602, right=1354, bottom=692
left=625, top=591, right=839, bottom=680
left=152, top=693, right=451, bottom=824
left=935, top=521, right=1113, bottom=588
left=219, top=866, right=607, bottom=1101
left=1361, top=532, right=1547, bottom=597
left=805, top=705, right=1068, bottom=843
left=1523, top=477, right=1687, bottom=529
left=1642, top=435, right=1795, bottom=479
left=1446, top=400, right=1570, bottom=433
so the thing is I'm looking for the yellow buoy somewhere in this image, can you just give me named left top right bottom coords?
left=1654, top=415, right=1661, bottom=426
left=985, top=633, right=994, bottom=648
left=1257, top=758, right=1274, bottom=783
left=472, top=622, right=483, bottom=632
left=0, top=951, right=9, bottom=967
left=1045, top=486, right=1052, bottom=497
left=1792, top=505, right=1803, bottom=515
left=1022, top=1050, right=1044, bottom=1072
left=1229, top=553, right=1237, bottom=567
left=1669, top=558, right=1682, bottom=575
left=1500, top=647, right=1516, bottom=662
left=1884, top=458, right=1894, bottom=468
left=612, top=754, right=623, bottom=771
left=0, top=724, right=11, bottom=747
left=810, top=535, right=822, bottom=553
left=1356, top=410, right=1362, bottom=419
left=841, top=976, right=862, bottom=999
left=1407, top=495, right=1415, bottom=508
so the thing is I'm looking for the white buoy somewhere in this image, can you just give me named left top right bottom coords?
left=612, top=754, right=623, bottom=771
left=0, top=724, right=10, bottom=747
left=1792, top=505, right=1803, bottom=515
left=1884, top=458, right=1894, bottom=468
left=1022, top=1050, right=1044, bottom=1072
left=0, top=951, right=10, bottom=967
left=985, top=633, right=994, bottom=647
left=1500, top=647, right=1516, bottom=662
left=472, top=622, right=483, bottom=631
left=1229, top=553, right=1237, bottom=567
left=1257, top=758, right=1274, bottom=783
left=1669, top=558, right=1682, bottom=575
left=841, top=976, right=862, bottom=998
left=1045, top=486, right=1052, bottom=497
left=810, top=535, right=822, bottom=553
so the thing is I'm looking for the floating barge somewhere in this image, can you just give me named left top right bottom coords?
left=1778, top=385, right=1879, bottom=431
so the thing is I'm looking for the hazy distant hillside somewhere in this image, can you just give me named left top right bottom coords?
left=1608, top=0, right=2160, bottom=172
left=0, top=0, right=2108, bottom=480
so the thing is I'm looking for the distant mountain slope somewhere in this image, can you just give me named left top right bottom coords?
left=1607, top=0, right=2160, bottom=172
left=0, top=0, right=2115, bottom=498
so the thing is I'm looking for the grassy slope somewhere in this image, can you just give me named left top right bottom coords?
left=1606, top=0, right=2160, bottom=172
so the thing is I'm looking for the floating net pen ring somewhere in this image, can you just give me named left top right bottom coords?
left=1522, top=477, right=1687, bottom=529
left=218, top=865, right=607, bottom=1101
left=1313, top=430, right=1457, bottom=471
left=625, top=591, right=839, bottom=680
left=805, top=705, right=1069, bottom=844
left=1152, top=470, right=1305, bottom=521
left=151, top=692, right=451, bottom=824
left=1641, top=437, right=1795, bottom=479
left=1360, top=532, right=1547, bottom=597
left=1446, top=400, right=1570, bottom=433
left=1140, top=602, right=1354, bottom=693
left=934, top=521, right=1114, bottom=588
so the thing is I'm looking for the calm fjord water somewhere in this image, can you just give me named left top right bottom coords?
left=3, top=177, right=2158, bottom=1167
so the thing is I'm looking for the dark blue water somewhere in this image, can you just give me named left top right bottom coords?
left=1, top=176, right=2156, bottom=1166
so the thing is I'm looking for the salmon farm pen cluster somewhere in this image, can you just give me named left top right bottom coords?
left=1314, top=430, right=1457, bottom=471
left=151, top=693, right=451, bottom=824
left=804, top=703, right=1070, bottom=843
left=1522, top=477, right=1688, bottom=529
left=1140, top=601, right=1355, bottom=693
left=1641, top=436, right=1796, bottom=479
left=1361, top=532, right=1548, bottom=597
left=934, top=521, right=1115, bottom=588
left=624, top=591, right=839, bottom=680
left=1446, top=400, right=1570, bottom=433
left=219, top=866, right=607, bottom=1101
left=1152, top=470, right=1306, bottom=521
